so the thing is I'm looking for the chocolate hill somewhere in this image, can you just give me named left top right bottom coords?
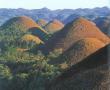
left=50, top=38, right=105, bottom=68
left=43, top=17, right=109, bottom=53
left=1, top=16, right=48, bottom=41
left=44, top=19, right=64, bottom=33
left=46, top=43, right=110, bottom=90
left=94, top=16, right=110, bottom=36
left=1, top=16, right=44, bottom=32
left=37, top=19, right=48, bottom=27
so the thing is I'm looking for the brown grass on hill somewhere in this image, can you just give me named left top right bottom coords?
left=16, top=48, right=29, bottom=52
left=16, top=16, right=40, bottom=30
left=44, top=19, right=64, bottom=33
left=2, top=16, right=47, bottom=34
left=37, top=19, right=48, bottom=27
left=44, top=17, right=109, bottom=53
left=21, top=34, right=44, bottom=44
left=18, top=16, right=48, bottom=34
left=46, top=44, right=110, bottom=90
left=50, top=38, right=105, bottom=68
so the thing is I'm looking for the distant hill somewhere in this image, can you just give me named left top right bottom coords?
left=37, top=19, right=48, bottom=27
left=94, top=16, right=110, bottom=36
left=46, top=43, right=109, bottom=90
left=50, top=38, right=105, bottom=68
left=43, top=17, right=109, bottom=53
left=0, top=7, right=109, bottom=25
left=63, top=14, right=81, bottom=24
left=44, top=19, right=64, bottom=33
left=63, top=14, right=98, bottom=25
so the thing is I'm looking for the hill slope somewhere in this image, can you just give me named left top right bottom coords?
left=43, top=17, right=109, bottom=53
left=1, top=16, right=44, bottom=31
left=21, top=34, right=44, bottom=44
left=46, top=43, right=109, bottom=90
left=44, top=19, right=64, bottom=33
left=37, top=19, right=48, bottom=27
left=1, top=16, right=48, bottom=41
left=63, top=14, right=81, bottom=24
left=50, top=38, right=105, bottom=67
left=94, top=16, right=110, bottom=36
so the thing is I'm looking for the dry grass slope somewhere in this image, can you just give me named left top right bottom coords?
left=46, top=44, right=110, bottom=90
left=16, top=48, right=29, bottom=52
left=1, top=16, right=47, bottom=34
left=44, top=19, right=64, bottom=33
left=22, top=34, right=44, bottom=44
left=50, top=38, right=105, bottom=68
left=44, top=17, right=109, bottom=53
left=37, top=19, right=48, bottom=27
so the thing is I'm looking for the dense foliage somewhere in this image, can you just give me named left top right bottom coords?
left=0, top=25, right=62, bottom=90
left=0, top=47, right=61, bottom=90
left=0, top=56, right=61, bottom=90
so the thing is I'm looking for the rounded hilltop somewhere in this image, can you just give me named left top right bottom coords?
left=46, top=43, right=109, bottom=90
left=54, top=38, right=105, bottom=68
left=0, top=16, right=49, bottom=51
left=43, top=17, right=109, bottom=53
left=1, top=16, right=47, bottom=33
left=1, top=16, right=48, bottom=42
left=37, top=19, right=48, bottom=27
left=44, top=19, right=64, bottom=33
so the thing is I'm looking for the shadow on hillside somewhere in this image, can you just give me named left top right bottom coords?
left=28, top=27, right=47, bottom=41
left=56, top=44, right=109, bottom=80
left=46, top=44, right=110, bottom=90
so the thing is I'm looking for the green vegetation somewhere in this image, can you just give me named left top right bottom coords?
left=0, top=56, right=61, bottom=90
left=0, top=18, right=62, bottom=90
left=0, top=13, right=109, bottom=90
left=0, top=45, right=62, bottom=90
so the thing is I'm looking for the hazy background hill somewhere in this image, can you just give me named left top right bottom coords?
left=0, top=7, right=109, bottom=25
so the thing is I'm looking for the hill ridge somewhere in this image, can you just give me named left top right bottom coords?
left=43, top=17, right=109, bottom=53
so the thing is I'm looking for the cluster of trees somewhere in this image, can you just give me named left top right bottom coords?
left=0, top=49, right=62, bottom=90
left=0, top=26, right=62, bottom=90
left=0, top=27, right=37, bottom=50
